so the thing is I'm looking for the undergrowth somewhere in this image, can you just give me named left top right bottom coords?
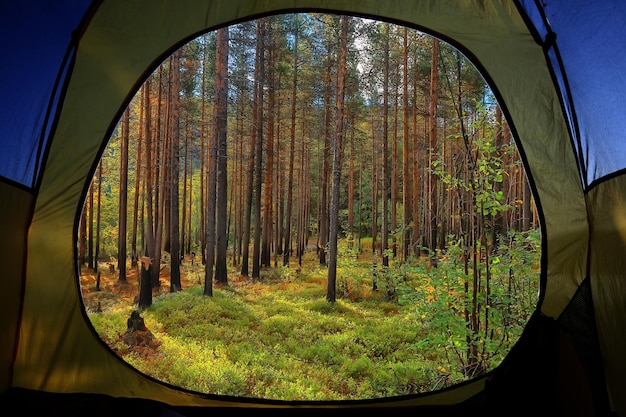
left=87, top=232, right=539, bottom=401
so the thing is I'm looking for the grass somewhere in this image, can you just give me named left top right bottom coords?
left=84, top=241, right=539, bottom=401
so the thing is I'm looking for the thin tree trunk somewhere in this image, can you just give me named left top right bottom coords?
left=95, top=161, right=103, bottom=273
left=200, top=40, right=208, bottom=265
left=252, top=20, right=265, bottom=279
left=412, top=71, right=420, bottom=255
left=283, top=16, right=298, bottom=267
left=402, top=28, right=412, bottom=261
left=131, top=88, right=144, bottom=268
left=181, top=120, right=189, bottom=258
left=392, top=54, right=399, bottom=259
left=240, top=105, right=256, bottom=277
left=204, top=62, right=217, bottom=295
left=428, top=37, right=440, bottom=262
left=214, top=27, right=229, bottom=285
left=151, top=66, right=165, bottom=288
left=381, top=24, right=390, bottom=269
left=138, top=257, right=153, bottom=309
left=319, top=27, right=333, bottom=266
left=88, top=180, right=94, bottom=268
left=296, top=108, right=306, bottom=265
left=117, top=106, right=130, bottom=282
left=143, top=80, right=156, bottom=277
left=327, top=15, right=349, bottom=302
left=371, top=110, right=378, bottom=255
left=79, top=202, right=87, bottom=266
left=348, top=119, right=355, bottom=242
left=169, top=50, right=182, bottom=292
left=262, top=20, right=275, bottom=268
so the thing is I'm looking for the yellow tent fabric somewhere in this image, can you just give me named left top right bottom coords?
left=1, top=0, right=623, bottom=415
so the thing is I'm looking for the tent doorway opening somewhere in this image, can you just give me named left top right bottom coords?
left=77, top=13, right=540, bottom=401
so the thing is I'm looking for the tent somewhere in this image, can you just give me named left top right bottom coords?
left=1, top=0, right=624, bottom=415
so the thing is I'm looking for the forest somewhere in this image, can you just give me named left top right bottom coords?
left=79, top=13, right=540, bottom=400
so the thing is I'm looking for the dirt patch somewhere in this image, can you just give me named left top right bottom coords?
left=80, top=257, right=202, bottom=312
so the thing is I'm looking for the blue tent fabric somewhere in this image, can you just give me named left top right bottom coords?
left=0, top=0, right=93, bottom=188
left=519, top=0, right=626, bottom=188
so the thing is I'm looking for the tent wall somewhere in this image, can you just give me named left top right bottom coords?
left=5, top=0, right=619, bottom=414
left=587, top=173, right=626, bottom=409
left=0, top=182, right=32, bottom=392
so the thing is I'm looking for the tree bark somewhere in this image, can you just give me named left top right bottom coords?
left=131, top=87, right=144, bottom=268
left=402, top=28, right=412, bottom=261
left=381, top=24, right=390, bottom=269
left=262, top=20, right=275, bottom=268
left=95, top=161, right=103, bottom=273
left=283, top=16, right=299, bottom=267
left=252, top=20, right=265, bottom=280
left=428, top=37, right=439, bottom=260
left=214, top=27, right=230, bottom=284
left=318, top=24, right=333, bottom=266
left=327, top=15, right=349, bottom=302
left=138, top=257, right=153, bottom=309
left=169, top=50, right=182, bottom=292
left=117, top=106, right=130, bottom=282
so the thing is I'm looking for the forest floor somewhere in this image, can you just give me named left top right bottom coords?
left=78, top=243, right=537, bottom=400
left=80, top=254, right=202, bottom=313
left=79, top=249, right=383, bottom=364
left=80, top=244, right=380, bottom=314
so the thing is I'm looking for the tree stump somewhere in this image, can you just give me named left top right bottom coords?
left=126, top=310, right=146, bottom=332
left=121, top=310, right=161, bottom=355
left=138, top=256, right=152, bottom=309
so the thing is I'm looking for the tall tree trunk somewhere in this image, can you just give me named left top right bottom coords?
left=169, top=50, right=182, bottom=292
left=204, top=76, right=217, bottom=295
left=412, top=70, right=421, bottom=255
left=428, top=37, right=439, bottom=262
left=262, top=20, right=275, bottom=268
left=240, top=96, right=256, bottom=277
left=283, top=16, right=298, bottom=267
left=371, top=110, right=378, bottom=255
left=402, top=28, right=412, bottom=261
left=186, top=122, right=193, bottom=255
left=88, top=180, right=94, bottom=268
left=143, top=80, right=157, bottom=280
left=358, top=147, right=363, bottom=249
left=319, top=26, right=333, bottom=266
left=199, top=40, right=208, bottom=265
left=214, top=27, right=230, bottom=285
left=181, top=120, right=189, bottom=258
left=327, top=15, right=349, bottom=302
left=522, top=176, right=532, bottom=231
left=252, top=20, right=266, bottom=279
left=151, top=66, right=165, bottom=288
left=117, top=106, right=130, bottom=282
left=296, top=107, right=308, bottom=266
left=381, top=24, right=390, bottom=269
left=131, top=87, right=144, bottom=268
left=95, top=161, right=103, bottom=273
left=493, top=105, right=504, bottom=246
left=234, top=106, right=244, bottom=267
left=348, top=119, right=355, bottom=242
left=274, top=76, right=283, bottom=265
left=162, top=71, right=172, bottom=254
left=79, top=202, right=87, bottom=266
left=392, top=53, right=399, bottom=259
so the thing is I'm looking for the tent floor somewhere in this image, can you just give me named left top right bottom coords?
left=1, top=387, right=498, bottom=416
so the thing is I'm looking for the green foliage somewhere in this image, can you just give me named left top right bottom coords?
left=89, top=236, right=538, bottom=401
left=395, top=231, right=540, bottom=375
